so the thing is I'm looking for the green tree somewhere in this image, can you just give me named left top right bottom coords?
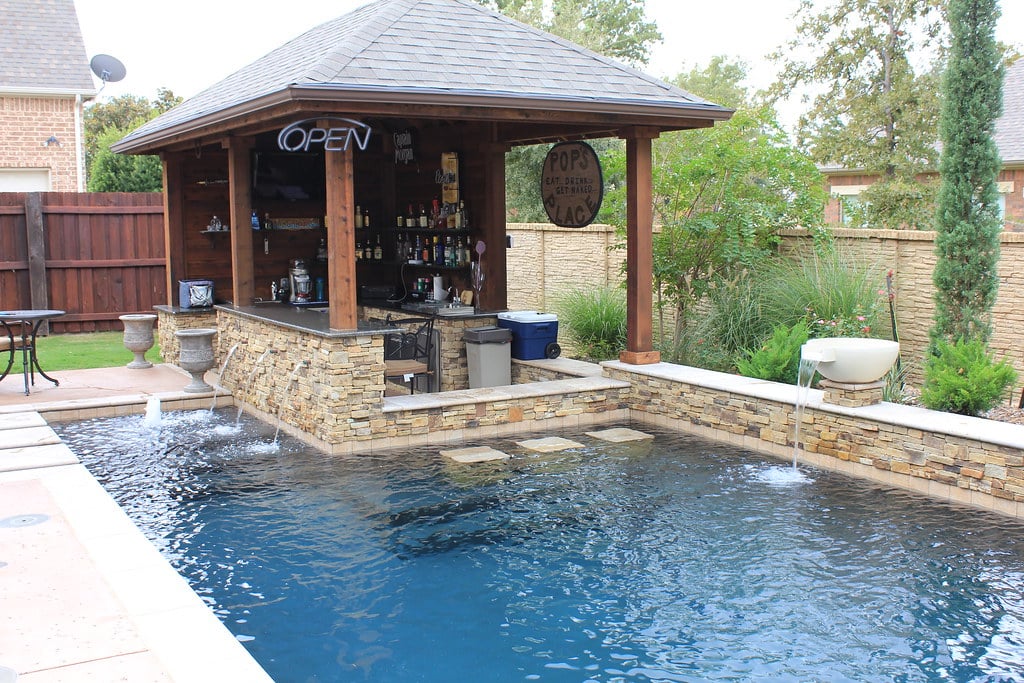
left=488, top=0, right=661, bottom=66
left=640, top=105, right=825, bottom=345
left=770, top=0, right=946, bottom=230
left=486, top=0, right=660, bottom=221
left=84, top=88, right=182, bottom=192
left=930, top=0, right=1003, bottom=346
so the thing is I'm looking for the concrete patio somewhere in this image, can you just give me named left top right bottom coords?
left=0, top=365, right=271, bottom=682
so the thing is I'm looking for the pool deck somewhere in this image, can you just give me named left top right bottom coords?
left=0, top=365, right=273, bottom=682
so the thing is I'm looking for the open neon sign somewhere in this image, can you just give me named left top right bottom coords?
left=277, top=118, right=372, bottom=152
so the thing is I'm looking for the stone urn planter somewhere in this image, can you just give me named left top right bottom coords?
left=119, top=313, right=158, bottom=369
left=175, top=328, right=217, bottom=393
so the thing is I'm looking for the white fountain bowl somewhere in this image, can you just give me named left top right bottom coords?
left=801, top=337, right=900, bottom=384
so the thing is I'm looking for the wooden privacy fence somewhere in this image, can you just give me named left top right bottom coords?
left=0, top=192, right=165, bottom=333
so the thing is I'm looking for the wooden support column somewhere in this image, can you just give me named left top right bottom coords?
left=161, top=153, right=187, bottom=306
left=24, top=192, right=49, bottom=333
left=325, top=141, right=357, bottom=330
left=227, top=137, right=255, bottom=306
left=480, top=134, right=509, bottom=311
left=619, top=128, right=660, bottom=365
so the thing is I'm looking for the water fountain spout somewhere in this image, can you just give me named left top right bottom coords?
left=144, top=396, right=162, bottom=429
left=209, top=342, right=242, bottom=413
left=236, top=349, right=276, bottom=424
left=273, top=360, right=311, bottom=444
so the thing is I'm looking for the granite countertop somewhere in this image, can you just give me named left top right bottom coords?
left=215, top=303, right=397, bottom=338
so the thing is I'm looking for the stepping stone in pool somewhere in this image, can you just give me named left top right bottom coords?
left=516, top=436, right=585, bottom=452
left=585, top=427, right=654, bottom=443
left=440, top=446, right=510, bottom=463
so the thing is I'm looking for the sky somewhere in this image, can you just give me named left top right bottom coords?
left=73, top=0, right=1024, bottom=109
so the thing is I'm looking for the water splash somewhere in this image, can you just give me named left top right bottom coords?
left=143, top=396, right=161, bottom=429
left=273, top=361, right=310, bottom=444
left=752, top=465, right=812, bottom=486
left=792, top=356, right=820, bottom=469
left=210, top=342, right=241, bottom=413
left=237, top=349, right=275, bottom=424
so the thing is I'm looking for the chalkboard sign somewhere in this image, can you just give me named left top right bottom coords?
left=540, top=141, right=603, bottom=227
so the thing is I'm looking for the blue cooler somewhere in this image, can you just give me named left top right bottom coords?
left=178, top=279, right=214, bottom=309
left=497, top=311, right=561, bottom=360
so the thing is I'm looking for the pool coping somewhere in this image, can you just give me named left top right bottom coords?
left=0, top=410, right=273, bottom=682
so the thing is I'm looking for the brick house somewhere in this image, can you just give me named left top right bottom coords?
left=824, top=57, right=1024, bottom=230
left=0, top=0, right=97, bottom=191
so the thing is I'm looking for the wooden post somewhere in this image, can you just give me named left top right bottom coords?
left=24, top=192, right=49, bottom=333
left=227, top=137, right=255, bottom=306
left=325, top=140, right=357, bottom=330
left=481, top=134, right=509, bottom=311
left=619, top=128, right=660, bottom=365
left=162, top=153, right=186, bottom=306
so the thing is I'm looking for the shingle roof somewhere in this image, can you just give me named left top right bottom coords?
left=116, top=0, right=728, bottom=150
left=995, top=58, right=1024, bottom=165
left=0, top=0, right=97, bottom=95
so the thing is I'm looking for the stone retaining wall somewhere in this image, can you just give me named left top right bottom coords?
left=215, top=310, right=388, bottom=447
left=604, top=361, right=1024, bottom=518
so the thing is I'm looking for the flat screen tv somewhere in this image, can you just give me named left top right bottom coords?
left=251, top=150, right=325, bottom=201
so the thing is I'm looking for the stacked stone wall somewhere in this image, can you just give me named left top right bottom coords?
left=604, top=362, right=1024, bottom=517
left=215, top=310, right=387, bottom=447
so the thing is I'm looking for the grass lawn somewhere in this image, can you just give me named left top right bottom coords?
left=18, top=331, right=163, bottom=372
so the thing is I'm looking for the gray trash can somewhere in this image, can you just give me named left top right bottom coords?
left=464, top=326, right=513, bottom=388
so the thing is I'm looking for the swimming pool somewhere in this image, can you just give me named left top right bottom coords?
left=58, top=410, right=1024, bottom=682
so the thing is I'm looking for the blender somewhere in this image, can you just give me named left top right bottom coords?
left=289, top=259, right=312, bottom=304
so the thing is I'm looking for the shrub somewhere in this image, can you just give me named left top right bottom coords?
left=761, top=247, right=887, bottom=340
left=920, top=339, right=1016, bottom=416
left=555, top=285, right=627, bottom=361
left=736, top=320, right=809, bottom=384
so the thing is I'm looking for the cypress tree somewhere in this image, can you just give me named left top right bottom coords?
left=930, top=0, right=1004, bottom=347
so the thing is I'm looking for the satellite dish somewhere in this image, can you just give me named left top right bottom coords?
left=90, top=54, right=126, bottom=84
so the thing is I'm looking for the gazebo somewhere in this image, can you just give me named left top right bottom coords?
left=114, top=0, right=730, bottom=363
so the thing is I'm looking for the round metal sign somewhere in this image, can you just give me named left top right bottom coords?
left=541, top=141, right=603, bottom=227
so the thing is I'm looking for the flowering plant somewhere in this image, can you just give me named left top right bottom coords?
left=804, top=306, right=874, bottom=338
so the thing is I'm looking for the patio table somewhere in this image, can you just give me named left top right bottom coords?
left=0, top=309, right=65, bottom=395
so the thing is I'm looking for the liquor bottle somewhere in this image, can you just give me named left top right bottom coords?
left=458, top=200, right=467, bottom=229
left=373, top=235, right=383, bottom=261
left=251, top=210, right=260, bottom=230
left=396, top=211, right=404, bottom=228
left=316, top=238, right=328, bottom=264
left=355, top=205, right=363, bottom=229
left=263, top=213, right=273, bottom=230
left=445, top=235, right=455, bottom=268
left=364, top=208, right=371, bottom=229
left=434, top=236, right=444, bottom=266
left=406, top=204, right=416, bottom=229
left=446, top=203, right=457, bottom=229
left=421, top=236, right=431, bottom=262
left=418, top=204, right=428, bottom=228
left=355, top=241, right=362, bottom=261
left=413, top=234, right=422, bottom=261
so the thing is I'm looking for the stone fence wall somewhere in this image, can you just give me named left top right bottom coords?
left=506, top=223, right=1024, bottom=393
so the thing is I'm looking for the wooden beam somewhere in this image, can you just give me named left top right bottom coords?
left=325, top=138, right=357, bottom=330
left=227, top=137, right=255, bottom=305
left=480, top=134, right=509, bottom=311
left=619, top=128, right=660, bottom=365
left=161, top=153, right=186, bottom=306
left=24, top=193, right=49, bottom=333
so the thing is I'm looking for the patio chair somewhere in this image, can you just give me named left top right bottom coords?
left=0, top=329, right=23, bottom=383
left=383, top=316, right=435, bottom=394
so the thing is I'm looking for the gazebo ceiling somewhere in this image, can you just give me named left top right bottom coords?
left=113, top=0, right=731, bottom=155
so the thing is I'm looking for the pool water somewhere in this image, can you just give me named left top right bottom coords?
left=57, top=411, right=1024, bottom=682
